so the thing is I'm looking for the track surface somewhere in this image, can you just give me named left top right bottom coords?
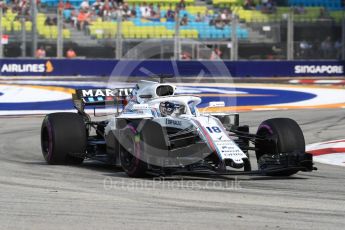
left=1, top=109, right=345, bottom=230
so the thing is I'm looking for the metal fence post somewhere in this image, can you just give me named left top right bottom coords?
left=287, top=12, right=294, bottom=60
left=174, top=10, right=180, bottom=60
left=116, top=10, right=122, bottom=59
left=342, top=13, right=345, bottom=60
left=231, top=14, right=238, bottom=61
left=0, top=7, right=3, bottom=58
left=31, top=0, right=37, bottom=57
left=57, top=8, right=63, bottom=58
left=21, top=12, right=26, bottom=57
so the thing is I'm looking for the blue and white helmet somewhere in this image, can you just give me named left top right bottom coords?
left=159, top=101, right=184, bottom=117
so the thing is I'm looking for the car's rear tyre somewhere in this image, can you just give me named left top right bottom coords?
left=41, top=113, right=87, bottom=165
left=119, top=123, right=148, bottom=177
left=255, top=118, right=305, bottom=176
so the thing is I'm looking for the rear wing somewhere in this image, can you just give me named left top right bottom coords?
left=72, top=88, right=133, bottom=111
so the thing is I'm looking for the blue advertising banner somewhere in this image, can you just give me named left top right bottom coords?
left=0, top=59, right=344, bottom=77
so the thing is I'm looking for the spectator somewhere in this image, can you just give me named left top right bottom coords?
left=180, top=14, right=188, bottom=26
left=261, top=0, right=268, bottom=4
left=139, top=3, right=152, bottom=18
left=102, top=7, right=112, bottom=21
left=334, top=40, right=342, bottom=59
left=140, top=2, right=148, bottom=16
left=58, top=0, right=64, bottom=11
left=165, top=5, right=175, bottom=21
left=53, top=17, right=58, bottom=25
left=195, top=12, right=203, bottom=22
left=65, top=0, right=73, bottom=9
left=177, top=0, right=186, bottom=10
left=320, top=36, right=333, bottom=58
left=220, top=9, right=231, bottom=24
left=110, top=7, right=119, bottom=21
left=70, top=9, right=78, bottom=26
left=0, top=1, right=6, bottom=9
left=77, top=10, right=90, bottom=30
left=44, top=16, right=55, bottom=26
left=203, top=10, right=211, bottom=23
left=18, top=0, right=28, bottom=11
left=210, top=48, right=222, bottom=60
left=66, top=48, right=77, bottom=58
left=155, top=5, right=161, bottom=19
left=35, top=46, right=46, bottom=58
left=272, top=44, right=282, bottom=57
left=130, top=3, right=137, bottom=17
left=311, top=39, right=321, bottom=57
left=243, top=0, right=256, bottom=10
left=293, top=5, right=306, bottom=14
left=261, top=0, right=276, bottom=14
left=214, top=15, right=225, bottom=29
left=319, top=7, right=331, bottom=19
left=299, top=39, right=312, bottom=58
left=101, top=1, right=112, bottom=20
left=181, top=51, right=191, bottom=60
left=92, top=0, right=103, bottom=11
left=144, top=4, right=161, bottom=20
left=121, top=3, right=131, bottom=19
left=146, top=3, right=156, bottom=19
left=80, top=0, right=89, bottom=10
left=142, top=6, right=151, bottom=18
left=116, top=0, right=124, bottom=6
left=209, top=16, right=215, bottom=26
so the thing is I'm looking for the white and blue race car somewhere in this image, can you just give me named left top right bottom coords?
left=41, top=80, right=315, bottom=177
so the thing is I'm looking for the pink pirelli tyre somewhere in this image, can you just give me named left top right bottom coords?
left=119, top=123, right=148, bottom=177
left=41, top=113, right=87, bottom=165
left=255, top=118, right=305, bottom=176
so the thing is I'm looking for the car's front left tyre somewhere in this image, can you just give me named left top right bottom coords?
left=255, top=118, right=305, bottom=176
left=119, top=123, right=148, bottom=177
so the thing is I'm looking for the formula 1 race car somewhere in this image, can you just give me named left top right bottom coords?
left=41, top=80, right=315, bottom=177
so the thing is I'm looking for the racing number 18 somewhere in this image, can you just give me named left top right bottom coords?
left=206, top=126, right=221, bottom=133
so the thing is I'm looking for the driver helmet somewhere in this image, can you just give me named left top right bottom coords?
left=159, top=101, right=183, bottom=117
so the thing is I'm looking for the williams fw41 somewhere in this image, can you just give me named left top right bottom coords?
left=41, top=80, right=316, bottom=177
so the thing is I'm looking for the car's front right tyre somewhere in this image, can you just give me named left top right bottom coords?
left=41, top=113, right=87, bottom=165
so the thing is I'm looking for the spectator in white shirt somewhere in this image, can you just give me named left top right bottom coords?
left=80, top=0, right=89, bottom=10
left=220, top=9, right=231, bottom=24
left=140, top=2, right=149, bottom=16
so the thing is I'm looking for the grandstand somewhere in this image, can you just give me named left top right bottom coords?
left=0, top=0, right=344, bottom=59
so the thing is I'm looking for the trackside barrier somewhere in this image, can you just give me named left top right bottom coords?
left=0, top=59, right=344, bottom=77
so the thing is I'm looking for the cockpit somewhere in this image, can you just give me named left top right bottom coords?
left=148, top=97, right=200, bottom=118
left=159, top=101, right=187, bottom=117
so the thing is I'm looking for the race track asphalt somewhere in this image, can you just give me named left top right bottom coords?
left=0, top=109, right=344, bottom=230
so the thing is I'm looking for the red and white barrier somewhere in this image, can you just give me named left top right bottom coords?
left=306, top=139, right=345, bottom=167
left=290, top=79, right=345, bottom=85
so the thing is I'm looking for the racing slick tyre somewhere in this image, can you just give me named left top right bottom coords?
left=41, top=113, right=87, bottom=165
left=255, top=118, right=305, bottom=176
left=119, top=123, right=148, bottom=177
